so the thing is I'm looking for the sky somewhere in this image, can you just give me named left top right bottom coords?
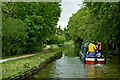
left=57, top=0, right=83, bottom=30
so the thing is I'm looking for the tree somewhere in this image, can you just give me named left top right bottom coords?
left=2, top=17, right=28, bottom=56
left=2, top=2, right=61, bottom=56
left=68, top=2, right=120, bottom=54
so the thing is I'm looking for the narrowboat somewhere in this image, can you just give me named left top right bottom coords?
left=79, top=43, right=106, bottom=64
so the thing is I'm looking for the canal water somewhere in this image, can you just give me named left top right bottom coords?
left=31, top=46, right=120, bottom=78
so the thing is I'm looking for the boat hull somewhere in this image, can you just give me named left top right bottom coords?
left=79, top=51, right=106, bottom=64
left=85, top=58, right=106, bottom=64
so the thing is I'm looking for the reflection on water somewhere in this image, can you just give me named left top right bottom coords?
left=62, top=46, right=80, bottom=58
left=86, top=64, right=106, bottom=78
left=85, top=54, right=120, bottom=78
left=50, top=57, right=88, bottom=78
left=32, top=57, right=88, bottom=78
left=31, top=46, right=120, bottom=78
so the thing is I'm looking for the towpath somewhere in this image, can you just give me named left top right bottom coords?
left=0, top=45, right=50, bottom=63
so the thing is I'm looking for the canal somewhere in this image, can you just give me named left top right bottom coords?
left=30, top=46, right=120, bottom=78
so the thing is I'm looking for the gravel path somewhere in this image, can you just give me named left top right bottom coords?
left=43, top=45, right=50, bottom=49
left=0, top=45, right=50, bottom=63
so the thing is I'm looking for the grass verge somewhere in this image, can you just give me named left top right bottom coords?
left=2, top=47, right=43, bottom=59
left=2, top=45, right=60, bottom=79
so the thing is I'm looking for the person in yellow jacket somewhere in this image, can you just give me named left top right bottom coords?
left=88, top=42, right=96, bottom=52
left=88, top=42, right=97, bottom=57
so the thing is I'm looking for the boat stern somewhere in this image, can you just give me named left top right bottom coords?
left=85, top=57, right=106, bottom=64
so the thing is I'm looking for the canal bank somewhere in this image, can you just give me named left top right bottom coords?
left=2, top=45, right=62, bottom=80
left=11, top=52, right=62, bottom=80
left=30, top=46, right=120, bottom=79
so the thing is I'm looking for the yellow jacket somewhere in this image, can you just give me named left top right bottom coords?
left=88, top=43, right=96, bottom=52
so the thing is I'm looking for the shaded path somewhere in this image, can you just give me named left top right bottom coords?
left=0, top=45, right=50, bottom=63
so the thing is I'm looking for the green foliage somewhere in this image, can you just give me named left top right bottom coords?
left=46, top=27, right=66, bottom=44
left=63, top=28, right=72, bottom=41
left=68, top=2, right=120, bottom=54
left=56, top=34, right=66, bottom=44
left=64, top=40, right=74, bottom=45
left=48, top=45, right=60, bottom=51
left=56, top=26, right=64, bottom=35
left=2, top=2, right=61, bottom=56
left=47, top=34, right=66, bottom=44
left=23, top=61, right=31, bottom=68
left=2, top=17, right=28, bottom=56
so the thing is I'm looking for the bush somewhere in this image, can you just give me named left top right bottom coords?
left=47, top=34, right=66, bottom=44
left=2, top=17, right=28, bottom=56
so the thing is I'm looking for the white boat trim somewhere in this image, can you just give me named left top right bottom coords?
left=85, top=58, right=105, bottom=61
